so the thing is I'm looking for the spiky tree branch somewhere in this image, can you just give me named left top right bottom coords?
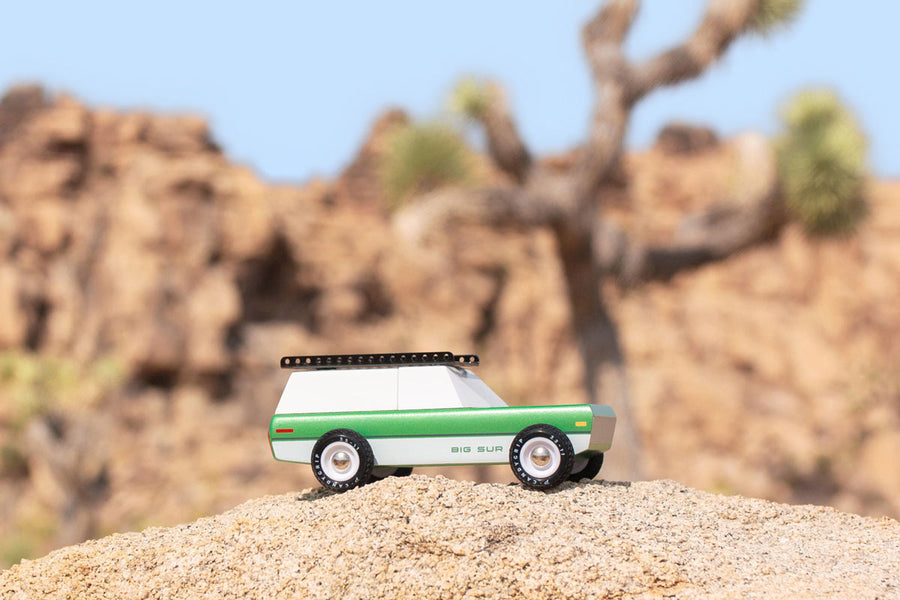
left=595, top=133, right=783, bottom=285
left=451, top=80, right=532, bottom=184
left=395, top=186, right=566, bottom=242
left=582, top=0, right=639, bottom=73
left=574, top=0, right=638, bottom=203
left=626, top=0, right=760, bottom=102
left=481, top=86, right=533, bottom=184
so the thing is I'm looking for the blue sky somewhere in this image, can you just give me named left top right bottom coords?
left=2, top=1, right=897, bottom=181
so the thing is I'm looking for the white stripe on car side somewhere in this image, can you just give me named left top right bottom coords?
left=272, top=433, right=591, bottom=466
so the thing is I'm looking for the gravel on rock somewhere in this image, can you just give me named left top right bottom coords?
left=2, top=476, right=899, bottom=599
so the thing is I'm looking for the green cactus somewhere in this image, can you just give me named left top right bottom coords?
left=776, top=89, right=868, bottom=236
left=380, top=122, right=474, bottom=208
left=751, top=0, right=805, bottom=35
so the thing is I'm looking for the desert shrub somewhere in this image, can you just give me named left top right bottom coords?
left=0, top=533, right=32, bottom=568
left=776, top=89, right=868, bottom=236
left=751, top=0, right=805, bottom=34
left=450, top=77, right=492, bottom=121
left=0, top=353, right=123, bottom=568
left=0, top=351, right=124, bottom=429
left=380, top=122, right=473, bottom=208
left=0, top=444, right=29, bottom=478
left=0, top=501, right=59, bottom=569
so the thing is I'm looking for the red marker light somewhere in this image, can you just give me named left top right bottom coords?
left=275, top=428, right=294, bottom=434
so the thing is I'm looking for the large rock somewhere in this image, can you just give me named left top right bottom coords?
left=2, top=477, right=898, bottom=599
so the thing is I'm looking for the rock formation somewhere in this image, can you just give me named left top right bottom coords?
left=0, top=86, right=898, bottom=565
left=2, top=477, right=898, bottom=599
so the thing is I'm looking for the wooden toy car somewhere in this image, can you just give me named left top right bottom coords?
left=269, top=352, right=616, bottom=491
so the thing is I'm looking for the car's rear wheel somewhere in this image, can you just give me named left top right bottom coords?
left=369, top=467, right=413, bottom=483
left=568, top=453, right=604, bottom=482
left=509, top=424, right=573, bottom=490
left=312, top=429, right=374, bottom=491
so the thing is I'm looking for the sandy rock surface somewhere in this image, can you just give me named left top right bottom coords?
left=2, top=476, right=898, bottom=600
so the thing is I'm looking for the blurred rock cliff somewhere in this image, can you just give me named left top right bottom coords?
left=0, top=86, right=897, bottom=564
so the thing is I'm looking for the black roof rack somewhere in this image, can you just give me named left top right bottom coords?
left=280, top=351, right=479, bottom=370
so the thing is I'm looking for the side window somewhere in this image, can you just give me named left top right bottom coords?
left=398, top=366, right=459, bottom=410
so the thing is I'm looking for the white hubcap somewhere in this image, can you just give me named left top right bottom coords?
left=321, top=441, right=360, bottom=482
left=520, top=437, right=561, bottom=479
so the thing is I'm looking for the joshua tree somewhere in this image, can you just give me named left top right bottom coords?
left=396, top=0, right=807, bottom=477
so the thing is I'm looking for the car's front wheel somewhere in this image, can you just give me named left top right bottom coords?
left=509, top=424, right=574, bottom=490
left=312, top=429, right=374, bottom=491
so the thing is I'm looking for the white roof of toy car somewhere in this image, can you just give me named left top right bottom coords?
left=274, top=364, right=507, bottom=415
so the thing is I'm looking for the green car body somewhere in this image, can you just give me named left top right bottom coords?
left=270, top=403, right=616, bottom=467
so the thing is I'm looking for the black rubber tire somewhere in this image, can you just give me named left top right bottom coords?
left=312, top=429, right=374, bottom=492
left=369, top=467, right=414, bottom=483
left=568, top=453, right=604, bottom=482
left=509, top=424, right=574, bottom=490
